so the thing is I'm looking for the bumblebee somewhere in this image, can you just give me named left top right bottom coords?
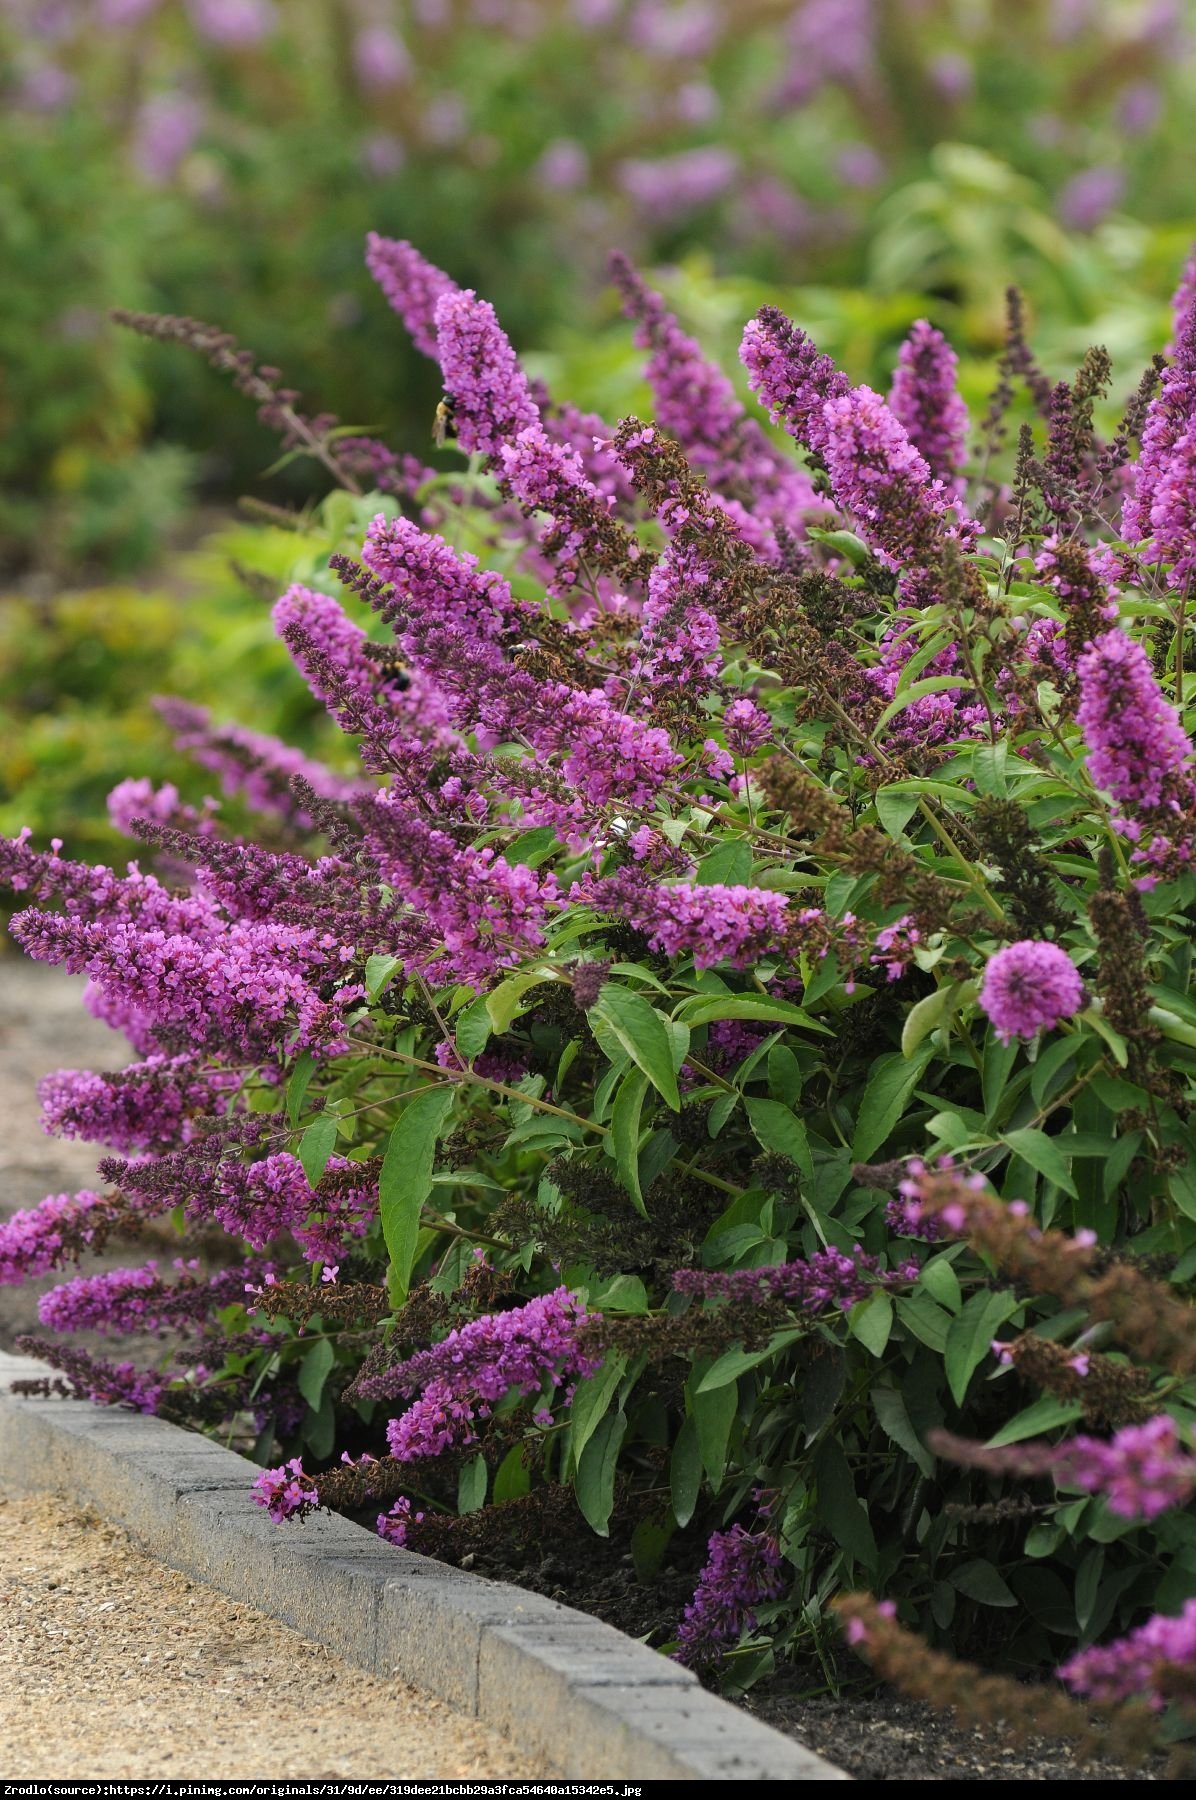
left=433, top=397, right=455, bottom=449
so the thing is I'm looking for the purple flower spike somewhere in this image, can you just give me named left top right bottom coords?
left=365, top=234, right=457, bottom=360
left=888, top=320, right=969, bottom=492
left=1076, top=629, right=1192, bottom=814
left=433, top=290, right=540, bottom=458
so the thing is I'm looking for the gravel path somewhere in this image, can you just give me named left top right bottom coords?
left=0, top=1489, right=545, bottom=1779
left=0, top=958, right=137, bottom=1346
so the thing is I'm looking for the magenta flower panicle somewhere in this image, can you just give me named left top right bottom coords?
left=979, top=940, right=1084, bottom=1043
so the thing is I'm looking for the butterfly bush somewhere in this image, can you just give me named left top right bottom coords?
left=8, top=233, right=1196, bottom=1756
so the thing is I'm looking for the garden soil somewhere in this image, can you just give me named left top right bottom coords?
left=0, top=961, right=1163, bottom=1782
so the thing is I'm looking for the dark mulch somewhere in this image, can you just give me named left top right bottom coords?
left=421, top=1516, right=1164, bottom=1782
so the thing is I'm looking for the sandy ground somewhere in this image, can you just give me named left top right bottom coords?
left=0, top=1489, right=544, bottom=1780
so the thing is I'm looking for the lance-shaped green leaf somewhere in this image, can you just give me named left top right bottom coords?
left=674, top=994, right=830, bottom=1035
left=745, top=1096, right=814, bottom=1182
left=298, top=1112, right=338, bottom=1187
left=610, top=1068, right=649, bottom=1215
left=364, top=953, right=402, bottom=1001
left=589, top=984, right=680, bottom=1110
left=286, top=1051, right=316, bottom=1128
left=379, top=1086, right=455, bottom=1306
left=576, top=1410, right=627, bottom=1536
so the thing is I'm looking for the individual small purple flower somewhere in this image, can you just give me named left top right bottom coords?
left=979, top=940, right=1084, bottom=1043
left=870, top=915, right=921, bottom=982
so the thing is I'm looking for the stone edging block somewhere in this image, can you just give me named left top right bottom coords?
left=0, top=1348, right=848, bottom=1782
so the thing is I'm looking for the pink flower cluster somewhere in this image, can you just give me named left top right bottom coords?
left=334, top=1290, right=600, bottom=1467
left=38, top=1257, right=266, bottom=1336
left=252, top=1456, right=318, bottom=1524
left=577, top=870, right=793, bottom=968
left=672, top=1246, right=917, bottom=1310
left=1060, top=1598, right=1196, bottom=1707
left=673, top=1522, right=785, bottom=1670
left=978, top=940, right=1085, bottom=1043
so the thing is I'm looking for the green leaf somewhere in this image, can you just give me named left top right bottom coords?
left=675, top=994, right=830, bottom=1035
left=874, top=788, right=920, bottom=837
left=896, top=1292, right=954, bottom=1353
left=814, top=1439, right=877, bottom=1570
left=848, top=1290, right=893, bottom=1357
left=697, top=840, right=753, bottom=886
left=745, top=1097, right=814, bottom=1182
left=590, top=985, right=681, bottom=1110
left=492, top=1442, right=532, bottom=1505
left=457, top=1453, right=488, bottom=1515
left=901, top=983, right=966, bottom=1058
left=297, top=1338, right=334, bottom=1412
left=851, top=1045, right=935, bottom=1161
left=971, top=741, right=1009, bottom=797
left=688, top=1369, right=738, bottom=1490
left=610, top=1068, right=649, bottom=1216
left=697, top=1329, right=803, bottom=1391
left=945, top=1290, right=1020, bottom=1406
left=364, top=953, right=401, bottom=1001
left=768, top=1045, right=803, bottom=1107
left=503, top=826, right=558, bottom=867
left=986, top=1394, right=1085, bottom=1447
left=589, top=1274, right=649, bottom=1313
left=379, top=1086, right=455, bottom=1306
left=872, top=1385, right=935, bottom=1478
left=920, top=1254, right=963, bottom=1313
left=569, top=1352, right=628, bottom=1472
left=670, top=1416, right=703, bottom=1528
left=286, top=1051, right=316, bottom=1128
left=1000, top=1127, right=1078, bottom=1199
left=982, top=1031, right=1021, bottom=1123
left=1079, top=1007, right=1129, bottom=1066
left=487, top=972, right=552, bottom=1035
left=1030, top=1037, right=1079, bottom=1109
left=806, top=526, right=871, bottom=567
left=950, top=1559, right=1016, bottom=1607
left=801, top=1346, right=846, bottom=1438
left=298, top=1113, right=338, bottom=1187
left=454, top=993, right=493, bottom=1060
left=576, top=1410, right=626, bottom=1536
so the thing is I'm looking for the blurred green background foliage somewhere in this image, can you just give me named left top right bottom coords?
left=4, top=0, right=1196, bottom=852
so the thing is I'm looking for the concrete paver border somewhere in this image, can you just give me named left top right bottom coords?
left=0, top=1349, right=848, bottom=1781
